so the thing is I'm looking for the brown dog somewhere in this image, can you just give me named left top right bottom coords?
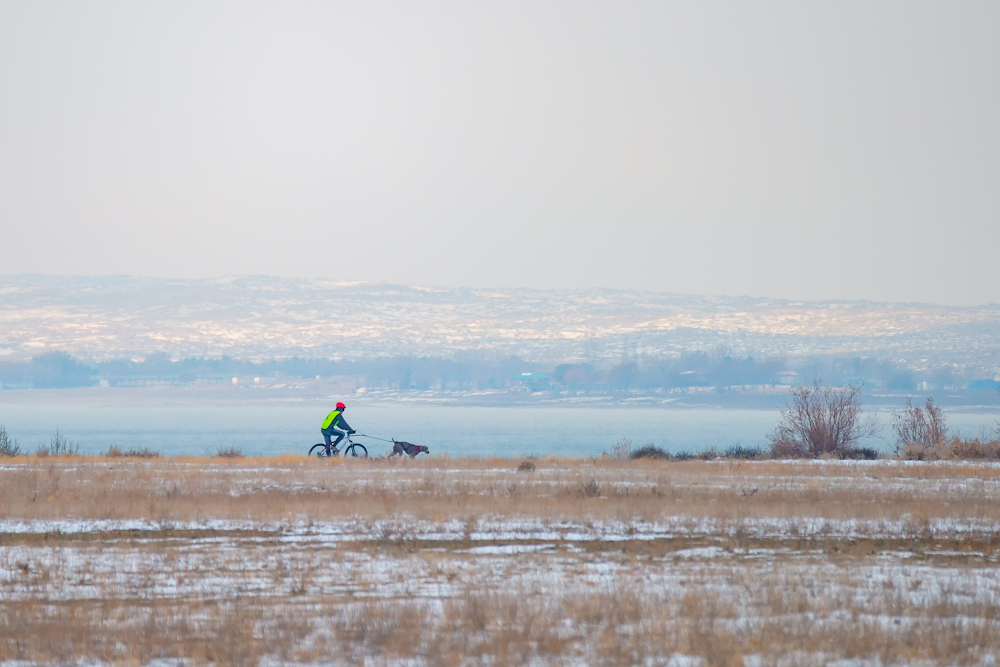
left=391, top=440, right=430, bottom=458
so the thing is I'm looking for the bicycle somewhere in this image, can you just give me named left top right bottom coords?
left=309, top=433, right=368, bottom=459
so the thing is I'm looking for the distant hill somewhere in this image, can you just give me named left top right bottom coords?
left=1, top=275, right=998, bottom=374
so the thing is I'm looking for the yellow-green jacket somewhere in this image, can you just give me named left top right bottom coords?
left=321, top=409, right=353, bottom=432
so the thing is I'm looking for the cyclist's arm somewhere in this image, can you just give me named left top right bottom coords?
left=335, top=414, right=355, bottom=433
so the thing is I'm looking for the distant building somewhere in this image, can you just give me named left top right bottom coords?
left=678, top=369, right=712, bottom=387
left=968, top=374, right=1000, bottom=391
left=775, top=371, right=799, bottom=386
left=440, top=375, right=469, bottom=391
left=509, top=372, right=551, bottom=392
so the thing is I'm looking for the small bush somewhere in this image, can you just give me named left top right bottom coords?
left=105, top=444, right=160, bottom=458
left=38, top=429, right=79, bottom=457
left=517, top=460, right=536, bottom=472
left=901, top=442, right=942, bottom=461
left=630, top=444, right=669, bottom=460
left=131, top=447, right=160, bottom=459
left=838, top=447, right=880, bottom=460
left=610, top=438, right=632, bottom=460
left=769, top=439, right=806, bottom=458
left=950, top=438, right=1000, bottom=460
left=0, top=426, right=21, bottom=457
left=892, top=398, right=947, bottom=454
left=724, top=444, right=764, bottom=460
left=579, top=479, right=601, bottom=498
left=672, top=450, right=695, bottom=461
left=697, top=447, right=721, bottom=461
left=901, top=438, right=1000, bottom=461
left=216, top=446, right=245, bottom=459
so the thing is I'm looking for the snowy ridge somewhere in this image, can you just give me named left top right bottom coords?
left=1, top=274, right=999, bottom=366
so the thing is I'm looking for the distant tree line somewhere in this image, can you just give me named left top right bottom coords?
left=0, top=350, right=982, bottom=392
left=0, top=351, right=95, bottom=388
left=554, top=352, right=947, bottom=392
left=0, top=352, right=542, bottom=390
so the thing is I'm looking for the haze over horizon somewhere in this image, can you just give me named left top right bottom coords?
left=6, top=272, right=1000, bottom=309
left=2, top=2, right=998, bottom=306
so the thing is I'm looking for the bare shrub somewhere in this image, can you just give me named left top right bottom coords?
left=610, top=438, right=632, bottom=460
left=724, top=444, right=764, bottom=460
left=516, top=460, right=536, bottom=472
left=130, top=447, right=160, bottom=459
left=892, top=398, right=948, bottom=455
left=949, top=438, right=1000, bottom=460
left=697, top=446, right=721, bottom=460
left=902, top=437, right=1000, bottom=461
left=0, top=425, right=21, bottom=457
left=900, top=442, right=946, bottom=461
left=630, top=444, right=669, bottom=460
left=769, top=439, right=802, bottom=458
left=839, top=446, right=880, bottom=460
left=105, top=444, right=160, bottom=458
left=768, top=381, right=879, bottom=458
left=579, top=478, right=601, bottom=497
left=672, top=450, right=695, bottom=461
left=38, top=429, right=79, bottom=457
left=893, top=400, right=1000, bottom=461
left=216, top=446, right=245, bottom=459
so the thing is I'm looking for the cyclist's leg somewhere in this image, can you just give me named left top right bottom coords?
left=323, top=428, right=345, bottom=454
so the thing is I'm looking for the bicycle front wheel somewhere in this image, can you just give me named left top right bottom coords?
left=344, top=443, right=368, bottom=459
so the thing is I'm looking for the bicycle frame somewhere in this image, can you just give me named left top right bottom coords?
left=309, top=433, right=368, bottom=459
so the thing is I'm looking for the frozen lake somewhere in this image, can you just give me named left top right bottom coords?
left=1, top=398, right=997, bottom=457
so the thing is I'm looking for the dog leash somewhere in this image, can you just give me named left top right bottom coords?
left=354, top=433, right=395, bottom=443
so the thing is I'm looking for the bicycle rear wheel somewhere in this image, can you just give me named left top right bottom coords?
left=344, top=443, right=368, bottom=458
left=308, top=443, right=333, bottom=458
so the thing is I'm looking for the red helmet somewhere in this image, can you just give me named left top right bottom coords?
left=336, top=402, right=346, bottom=409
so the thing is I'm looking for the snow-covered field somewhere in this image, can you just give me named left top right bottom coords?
left=2, top=457, right=1000, bottom=665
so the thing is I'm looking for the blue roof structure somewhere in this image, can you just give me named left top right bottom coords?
left=969, top=379, right=1000, bottom=390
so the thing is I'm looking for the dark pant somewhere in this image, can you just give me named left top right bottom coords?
left=322, top=427, right=345, bottom=451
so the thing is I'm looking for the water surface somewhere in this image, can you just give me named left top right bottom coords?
left=0, top=401, right=996, bottom=458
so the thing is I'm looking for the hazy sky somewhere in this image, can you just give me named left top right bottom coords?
left=1, top=2, right=998, bottom=305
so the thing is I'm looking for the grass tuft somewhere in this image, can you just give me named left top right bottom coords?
left=215, top=446, right=245, bottom=459
left=630, top=444, right=669, bottom=460
left=105, top=444, right=160, bottom=458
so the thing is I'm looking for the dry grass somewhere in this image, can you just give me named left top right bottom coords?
left=3, top=542, right=999, bottom=665
left=104, top=444, right=160, bottom=458
left=3, top=457, right=1000, bottom=664
left=902, top=437, right=1000, bottom=461
left=2, top=455, right=1000, bottom=528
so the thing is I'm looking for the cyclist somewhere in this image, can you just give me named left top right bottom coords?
left=321, top=401, right=355, bottom=455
